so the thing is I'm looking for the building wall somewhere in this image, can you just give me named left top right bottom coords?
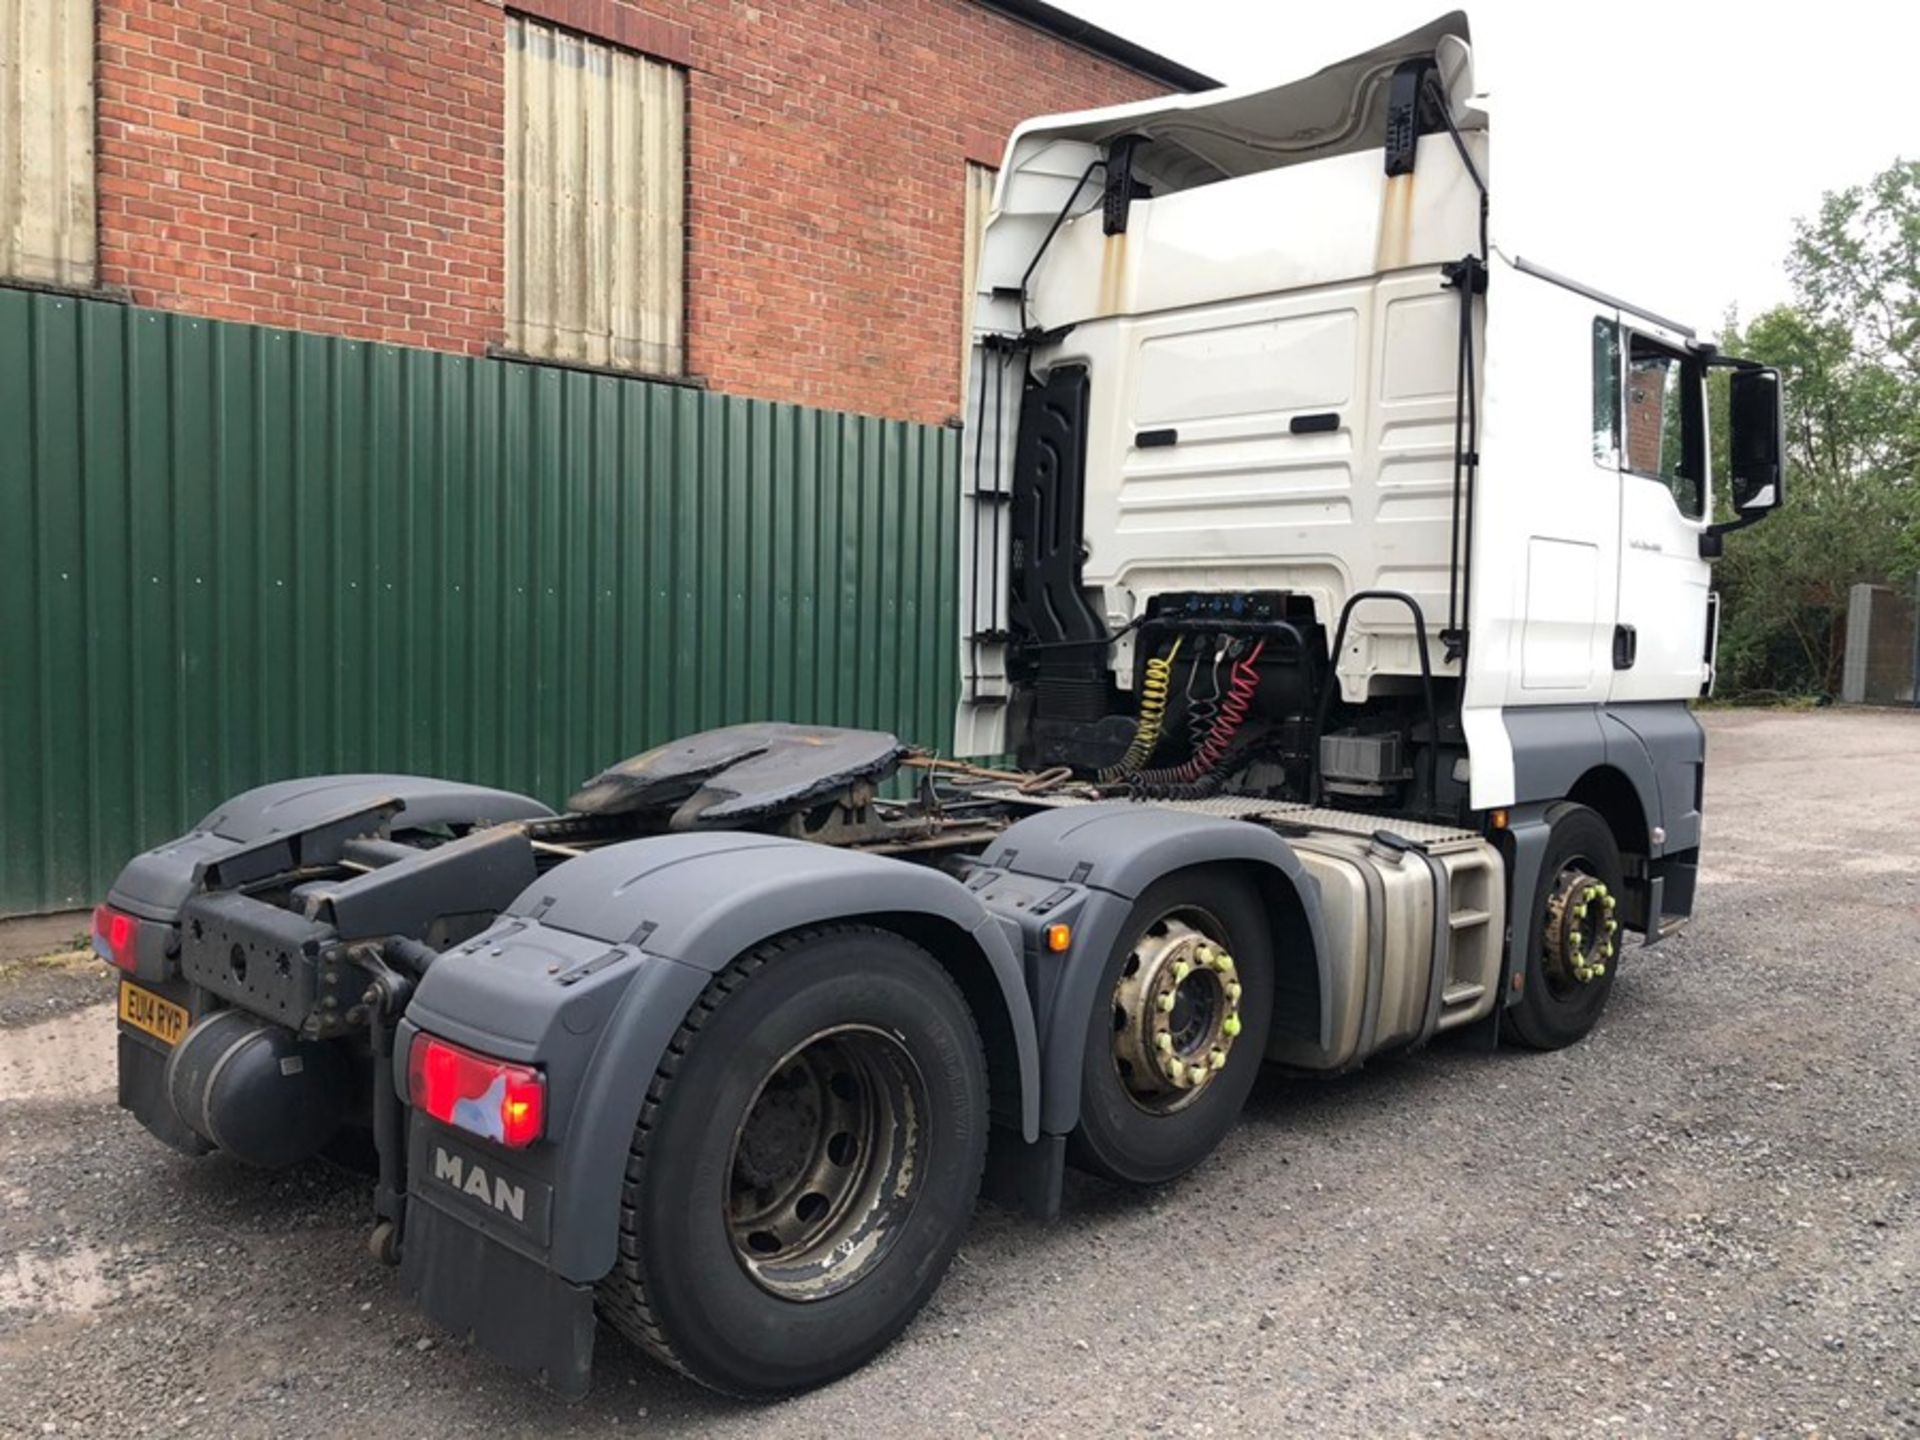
left=95, top=0, right=505, bottom=352
left=1624, top=360, right=1668, bottom=475
left=91, top=0, right=1167, bottom=424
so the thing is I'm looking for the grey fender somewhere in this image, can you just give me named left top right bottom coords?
left=1603, top=703, right=1705, bottom=855
left=976, top=801, right=1331, bottom=1138
left=1503, top=702, right=1703, bottom=857
left=424, top=832, right=1042, bottom=1283
left=1503, top=701, right=1706, bottom=939
left=107, top=773, right=553, bottom=919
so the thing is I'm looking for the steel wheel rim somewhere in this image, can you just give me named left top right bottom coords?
left=1109, top=908, right=1242, bottom=1115
left=725, top=1024, right=927, bottom=1301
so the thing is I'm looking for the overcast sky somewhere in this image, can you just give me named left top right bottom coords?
left=1059, top=0, right=1919, bottom=338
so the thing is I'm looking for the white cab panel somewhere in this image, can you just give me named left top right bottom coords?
left=1133, top=311, right=1355, bottom=428
left=1614, top=482, right=1711, bottom=700
left=1520, top=538, right=1602, bottom=690
left=1469, top=264, right=1620, bottom=713
left=1016, top=130, right=1485, bottom=704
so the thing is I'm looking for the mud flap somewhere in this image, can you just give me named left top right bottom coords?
left=118, top=1032, right=212, bottom=1156
left=399, top=1198, right=596, bottom=1399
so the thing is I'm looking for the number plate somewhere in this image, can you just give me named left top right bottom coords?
left=118, top=981, right=189, bottom=1047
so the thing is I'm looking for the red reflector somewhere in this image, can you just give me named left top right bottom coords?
left=406, top=1033, right=545, bottom=1149
left=92, top=903, right=139, bottom=972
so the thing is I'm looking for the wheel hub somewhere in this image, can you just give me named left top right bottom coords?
left=1111, top=919, right=1242, bottom=1112
left=725, top=1026, right=926, bottom=1301
left=1543, top=869, right=1618, bottom=987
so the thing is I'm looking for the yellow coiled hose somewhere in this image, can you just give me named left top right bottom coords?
left=1099, top=638, right=1182, bottom=782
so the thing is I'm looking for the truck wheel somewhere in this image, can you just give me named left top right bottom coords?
left=598, top=926, right=988, bottom=1397
left=1069, top=870, right=1273, bottom=1186
left=1506, top=803, right=1625, bottom=1051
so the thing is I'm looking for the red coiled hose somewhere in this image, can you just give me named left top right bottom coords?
left=1130, top=639, right=1265, bottom=789
left=1182, top=639, right=1264, bottom=778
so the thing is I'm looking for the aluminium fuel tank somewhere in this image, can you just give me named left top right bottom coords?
left=1268, top=822, right=1504, bottom=1072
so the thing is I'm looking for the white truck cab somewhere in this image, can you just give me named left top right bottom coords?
left=956, top=9, right=1783, bottom=943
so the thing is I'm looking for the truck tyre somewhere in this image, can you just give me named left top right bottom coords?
left=1506, top=803, right=1625, bottom=1051
left=598, top=925, right=988, bottom=1397
left=1068, top=870, right=1274, bottom=1186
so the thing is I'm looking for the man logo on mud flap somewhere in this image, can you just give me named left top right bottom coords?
left=433, top=1145, right=526, bottom=1223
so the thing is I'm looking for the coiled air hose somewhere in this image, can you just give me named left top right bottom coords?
left=1097, top=637, right=1182, bottom=783
left=1189, top=639, right=1265, bottom=774
left=1131, top=639, right=1266, bottom=792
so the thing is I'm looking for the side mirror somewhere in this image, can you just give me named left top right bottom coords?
left=1726, top=367, right=1784, bottom=516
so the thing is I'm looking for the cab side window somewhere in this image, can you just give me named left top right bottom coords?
left=1591, top=318, right=1621, bottom=467
left=1623, top=333, right=1704, bottom=520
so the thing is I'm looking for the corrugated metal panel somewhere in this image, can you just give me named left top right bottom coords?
left=506, top=15, right=684, bottom=375
left=0, top=0, right=94, bottom=285
left=0, top=289, right=961, bottom=915
left=960, top=162, right=996, bottom=405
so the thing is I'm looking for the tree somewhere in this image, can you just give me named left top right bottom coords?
left=1711, top=159, right=1920, bottom=697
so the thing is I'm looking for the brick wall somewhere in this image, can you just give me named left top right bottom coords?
left=93, top=0, right=1168, bottom=423
left=97, top=0, right=505, bottom=353
left=1625, top=360, right=1670, bottom=474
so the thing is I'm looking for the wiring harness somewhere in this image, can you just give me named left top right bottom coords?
left=1183, top=640, right=1224, bottom=754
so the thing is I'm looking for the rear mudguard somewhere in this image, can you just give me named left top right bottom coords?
left=398, top=832, right=1042, bottom=1282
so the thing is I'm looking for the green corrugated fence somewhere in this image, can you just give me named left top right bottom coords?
left=0, top=287, right=961, bottom=916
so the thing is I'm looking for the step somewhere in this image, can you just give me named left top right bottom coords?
left=1447, top=907, right=1491, bottom=930
left=1646, top=913, right=1691, bottom=946
left=1441, top=981, right=1486, bottom=1007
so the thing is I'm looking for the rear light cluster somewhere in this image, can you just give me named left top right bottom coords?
left=92, top=904, right=140, bottom=973
left=407, top=1033, right=546, bottom=1149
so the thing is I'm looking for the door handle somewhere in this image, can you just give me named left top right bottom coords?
left=1613, top=624, right=1638, bottom=670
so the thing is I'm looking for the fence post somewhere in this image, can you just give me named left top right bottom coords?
left=1911, top=574, right=1920, bottom=708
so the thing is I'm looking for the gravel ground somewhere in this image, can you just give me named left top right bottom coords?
left=0, top=951, right=113, bottom=1032
left=2, top=707, right=1916, bottom=1438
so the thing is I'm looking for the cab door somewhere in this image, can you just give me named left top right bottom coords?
left=1497, top=294, right=1623, bottom=705
left=1605, top=322, right=1713, bottom=700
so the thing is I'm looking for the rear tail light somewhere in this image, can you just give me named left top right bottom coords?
left=406, top=1033, right=545, bottom=1149
left=92, top=904, right=140, bottom=973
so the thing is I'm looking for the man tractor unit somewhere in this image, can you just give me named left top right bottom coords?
left=93, top=13, right=1784, bottom=1400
